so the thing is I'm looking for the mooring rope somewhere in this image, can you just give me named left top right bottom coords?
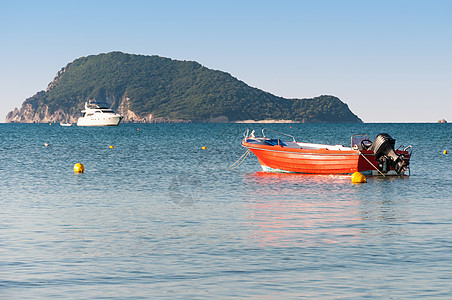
left=358, top=150, right=386, bottom=177
left=228, top=149, right=251, bottom=170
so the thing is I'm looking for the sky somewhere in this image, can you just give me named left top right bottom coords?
left=0, top=0, right=451, bottom=123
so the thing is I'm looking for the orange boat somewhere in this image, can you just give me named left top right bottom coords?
left=241, top=129, right=412, bottom=176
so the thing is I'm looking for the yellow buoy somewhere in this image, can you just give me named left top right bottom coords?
left=137, top=128, right=140, bottom=131
left=351, top=172, right=366, bottom=183
left=109, top=145, right=114, bottom=149
left=74, top=163, right=85, bottom=173
left=444, top=150, right=448, bottom=154
left=202, top=146, right=207, bottom=150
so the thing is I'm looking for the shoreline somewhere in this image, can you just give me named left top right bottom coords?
left=233, top=119, right=299, bottom=124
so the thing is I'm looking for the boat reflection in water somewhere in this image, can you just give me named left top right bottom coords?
left=243, top=172, right=408, bottom=247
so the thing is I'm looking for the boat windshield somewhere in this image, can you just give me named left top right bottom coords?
left=86, top=102, right=109, bottom=109
left=351, top=134, right=370, bottom=148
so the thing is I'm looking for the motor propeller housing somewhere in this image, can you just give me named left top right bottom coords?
left=370, top=133, right=409, bottom=174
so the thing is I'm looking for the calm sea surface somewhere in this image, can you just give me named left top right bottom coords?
left=0, top=123, right=451, bottom=299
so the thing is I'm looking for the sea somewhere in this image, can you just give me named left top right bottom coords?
left=0, top=123, right=451, bottom=299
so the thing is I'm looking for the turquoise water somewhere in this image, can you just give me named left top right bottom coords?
left=0, top=123, right=451, bottom=299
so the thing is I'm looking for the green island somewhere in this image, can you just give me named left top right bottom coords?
left=6, top=52, right=362, bottom=123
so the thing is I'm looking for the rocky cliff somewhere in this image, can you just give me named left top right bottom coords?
left=6, top=104, right=77, bottom=123
left=5, top=95, right=190, bottom=124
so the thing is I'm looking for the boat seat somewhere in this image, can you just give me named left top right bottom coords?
left=264, top=139, right=287, bottom=146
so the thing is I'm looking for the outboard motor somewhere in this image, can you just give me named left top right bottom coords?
left=371, top=133, right=409, bottom=174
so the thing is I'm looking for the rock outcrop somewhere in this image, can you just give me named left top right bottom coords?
left=5, top=103, right=77, bottom=123
left=6, top=95, right=191, bottom=123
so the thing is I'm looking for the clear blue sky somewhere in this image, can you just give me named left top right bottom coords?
left=1, top=0, right=451, bottom=122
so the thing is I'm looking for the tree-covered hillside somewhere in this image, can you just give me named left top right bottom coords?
left=13, top=52, right=362, bottom=123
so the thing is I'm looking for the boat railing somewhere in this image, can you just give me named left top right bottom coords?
left=397, top=144, right=413, bottom=156
left=262, top=128, right=295, bottom=142
left=86, top=101, right=110, bottom=109
left=243, top=129, right=249, bottom=139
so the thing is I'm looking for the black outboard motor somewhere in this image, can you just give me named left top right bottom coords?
left=370, top=133, right=409, bottom=174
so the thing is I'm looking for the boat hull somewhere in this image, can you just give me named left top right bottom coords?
left=243, top=142, right=411, bottom=175
left=77, top=115, right=122, bottom=126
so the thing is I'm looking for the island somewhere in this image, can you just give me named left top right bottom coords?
left=5, top=52, right=362, bottom=124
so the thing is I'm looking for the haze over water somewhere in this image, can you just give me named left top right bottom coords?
left=1, top=123, right=451, bottom=298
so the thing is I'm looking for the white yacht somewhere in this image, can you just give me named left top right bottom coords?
left=77, top=101, right=123, bottom=126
